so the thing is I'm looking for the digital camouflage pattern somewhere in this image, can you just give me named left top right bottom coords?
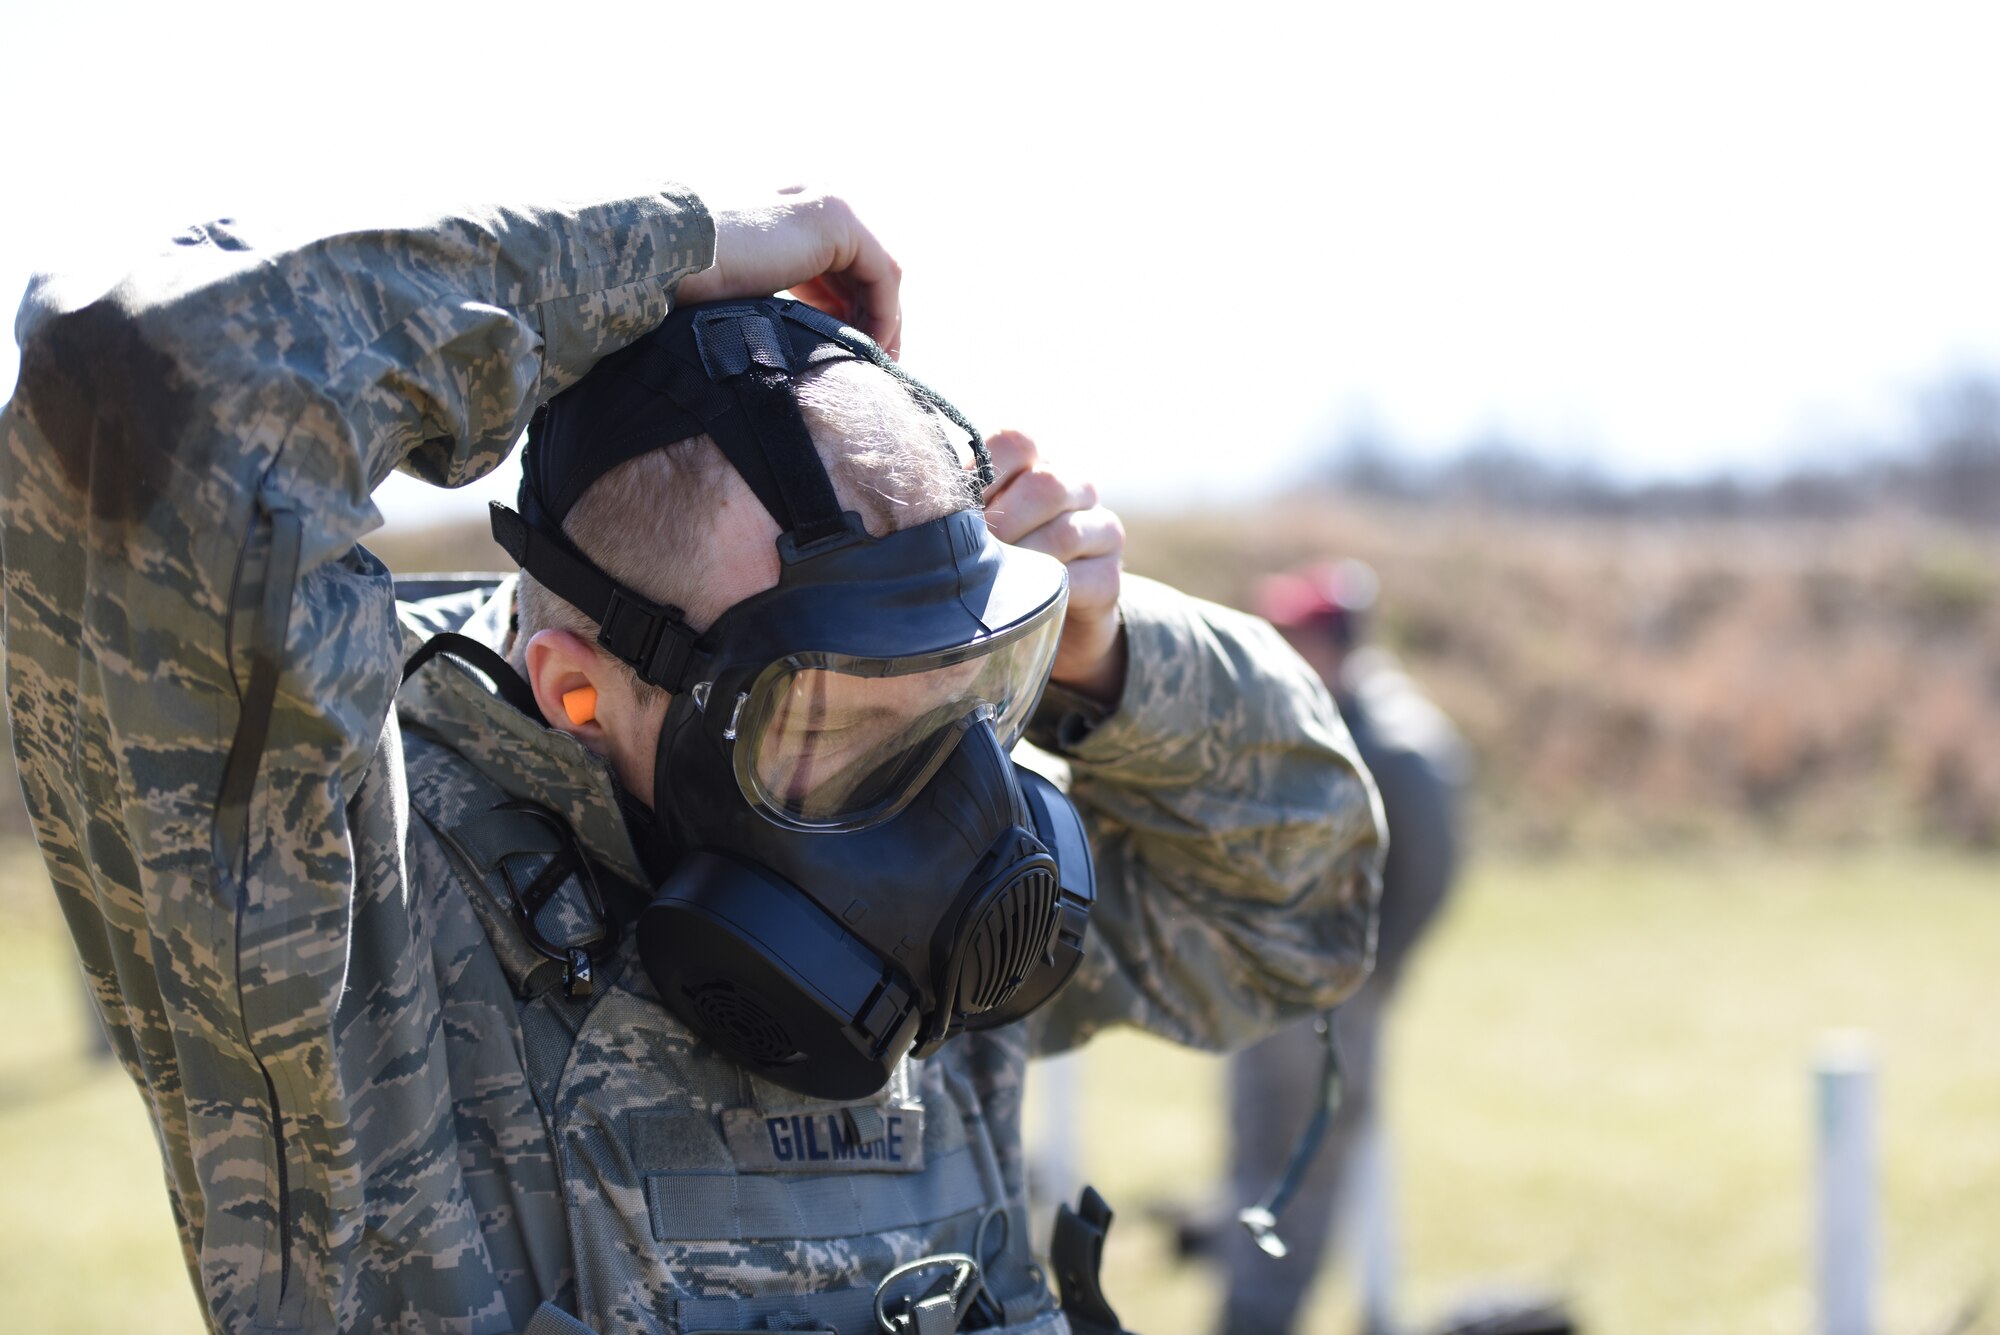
left=0, top=186, right=1381, bottom=1334
left=1223, top=654, right=1470, bottom=1331
left=1024, top=578, right=1383, bottom=1059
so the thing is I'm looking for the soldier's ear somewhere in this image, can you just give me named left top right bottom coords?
left=522, top=628, right=671, bottom=804
left=522, top=629, right=616, bottom=751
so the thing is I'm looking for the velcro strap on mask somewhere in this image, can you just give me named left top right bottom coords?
left=497, top=297, right=1001, bottom=691
left=489, top=502, right=703, bottom=693
left=691, top=307, right=850, bottom=548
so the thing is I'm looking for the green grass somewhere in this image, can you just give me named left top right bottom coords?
left=3, top=845, right=1996, bottom=1333
left=1061, top=849, right=2000, bottom=1335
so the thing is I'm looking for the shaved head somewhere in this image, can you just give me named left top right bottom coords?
left=512, top=360, right=976, bottom=696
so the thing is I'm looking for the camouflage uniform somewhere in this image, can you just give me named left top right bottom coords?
left=0, top=185, right=1382, bottom=1335
left=1221, top=652, right=1468, bottom=1335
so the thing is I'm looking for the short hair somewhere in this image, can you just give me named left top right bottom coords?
left=513, top=359, right=976, bottom=699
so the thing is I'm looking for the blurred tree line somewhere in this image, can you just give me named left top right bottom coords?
left=1323, top=374, right=2000, bottom=525
left=1128, top=373, right=2000, bottom=853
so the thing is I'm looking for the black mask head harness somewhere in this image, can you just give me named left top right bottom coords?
left=492, top=298, right=1095, bottom=1100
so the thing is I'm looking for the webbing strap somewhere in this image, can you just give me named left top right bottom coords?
left=521, top=1300, right=600, bottom=1335
left=500, top=296, right=997, bottom=693
left=519, top=991, right=587, bottom=1119
left=675, top=1283, right=1065, bottom=1335
left=643, top=1147, right=986, bottom=1242
left=674, top=1273, right=959, bottom=1335
left=401, top=631, right=543, bottom=720
left=684, top=303, right=850, bottom=545
left=677, top=1288, right=861, bottom=1332
left=488, top=503, right=703, bottom=693
left=712, top=365, right=849, bottom=545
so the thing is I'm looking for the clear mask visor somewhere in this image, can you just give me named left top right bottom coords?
left=731, top=602, right=1065, bottom=831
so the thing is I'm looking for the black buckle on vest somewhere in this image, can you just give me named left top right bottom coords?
left=1052, top=1187, right=1126, bottom=1335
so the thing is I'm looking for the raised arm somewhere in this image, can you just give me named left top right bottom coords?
left=1029, top=575, right=1383, bottom=1053
left=980, top=431, right=1383, bottom=1055
left=0, top=183, right=898, bottom=1332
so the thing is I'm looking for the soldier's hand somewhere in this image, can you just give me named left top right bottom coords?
left=676, top=186, right=904, bottom=358
left=982, top=430, right=1127, bottom=705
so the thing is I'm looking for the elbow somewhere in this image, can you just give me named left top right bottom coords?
left=1328, top=752, right=1387, bottom=991
left=1294, top=795, right=1385, bottom=1014
left=1313, top=850, right=1383, bottom=1012
left=14, top=288, right=198, bottom=529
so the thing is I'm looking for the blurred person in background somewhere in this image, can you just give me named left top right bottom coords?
left=1212, top=560, right=1470, bottom=1335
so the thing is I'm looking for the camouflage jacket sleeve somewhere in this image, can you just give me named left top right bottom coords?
left=0, top=190, right=712, bottom=1330
left=1026, top=574, right=1384, bottom=1055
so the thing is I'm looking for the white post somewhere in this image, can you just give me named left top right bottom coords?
left=1815, top=1032, right=1876, bottom=1335
left=1029, top=1050, right=1085, bottom=1247
left=1350, top=1103, right=1399, bottom=1335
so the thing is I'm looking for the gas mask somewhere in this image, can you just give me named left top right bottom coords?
left=492, top=298, right=1095, bottom=1100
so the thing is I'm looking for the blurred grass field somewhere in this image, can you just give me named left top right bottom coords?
left=1064, top=849, right=2000, bottom=1335
left=3, top=842, right=1995, bottom=1334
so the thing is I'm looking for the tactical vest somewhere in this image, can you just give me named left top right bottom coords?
left=399, top=726, right=1067, bottom=1335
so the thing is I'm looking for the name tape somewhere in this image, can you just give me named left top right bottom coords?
left=721, top=1103, right=926, bottom=1175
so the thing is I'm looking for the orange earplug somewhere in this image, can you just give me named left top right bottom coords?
left=561, top=685, right=598, bottom=727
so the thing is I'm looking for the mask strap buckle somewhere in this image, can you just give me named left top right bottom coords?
left=600, top=584, right=698, bottom=689
left=489, top=501, right=703, bottom=693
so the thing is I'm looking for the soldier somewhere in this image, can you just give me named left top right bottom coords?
left=1, top=183, right=1381, bottom=1335
left=1215, top=560, right=1469, bottom=1335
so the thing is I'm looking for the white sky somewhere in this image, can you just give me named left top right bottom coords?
left=3, top=0, right=1996, bottom=521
